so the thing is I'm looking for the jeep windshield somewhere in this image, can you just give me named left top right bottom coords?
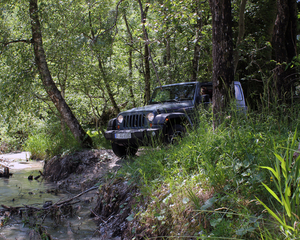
left=150, top=83, right=196, bottom=104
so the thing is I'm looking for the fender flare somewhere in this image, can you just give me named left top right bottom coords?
left=107, top=118, right=117, bottom=130
left=153, top=112, right=192, bottom=127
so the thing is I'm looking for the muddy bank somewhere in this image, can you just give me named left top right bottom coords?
left=43, top=149, right=123, bottom=192
left=0, top=149, right=143, bottom=239
left=42, top=149, right=139, bottom=239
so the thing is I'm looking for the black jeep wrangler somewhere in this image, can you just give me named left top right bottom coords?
left=105, top=81, right=246, bottom=157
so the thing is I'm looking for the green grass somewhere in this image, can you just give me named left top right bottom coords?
left=119, top=106, right=300, bottom=239
left=22, top=121, right=111, bottom=159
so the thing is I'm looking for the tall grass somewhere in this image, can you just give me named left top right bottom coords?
left=121, top=104, right=300, bottom=239
left=23, top=120, right=83, bottom=159
left=257, top=131, right=300, bottom=239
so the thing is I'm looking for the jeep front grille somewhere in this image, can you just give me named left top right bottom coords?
left=123, top=114, right=146, bottom=129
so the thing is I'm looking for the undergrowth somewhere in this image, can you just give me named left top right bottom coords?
left=120, top=106, right=300, bottom=239
left=22, top=120, right=110, bottom=159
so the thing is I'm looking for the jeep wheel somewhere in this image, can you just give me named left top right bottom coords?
left=111, top=143, right=138, bottom=158
left=166, top=124, right=186, bottom=144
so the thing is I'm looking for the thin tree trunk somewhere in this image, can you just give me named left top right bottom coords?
left=29, top=0, right=93, bottom=148
left=165, top=35, right=171, bottom=84
left=87, top=9, right=120, bottom=114
left=209, top=0, right=234, bottom=127
left=97, top=57, right=120, bottom=113
left=191, top=0, right=202, bottom=82
left=137, top=0, right=162, bottom=104
left=123, top=14, right=136, bottom=107
left=233, top=0, right=247, bottom=75
left=144, top=43, right=151, bottom=104
left=191, top=43, right=200, bottom=82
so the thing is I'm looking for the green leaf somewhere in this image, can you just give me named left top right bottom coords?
left=275, top=153, right=287, bottom=178
left=236, top=227, right=256, bottom=236
left=210, top=218, right=222, bottom=227
left=255, top=197, right=285, bottom=227
left=283, top=189, right=292, bottom=217
left=261, top=182, right=282, bottom=204
left=126, top=214, right=135, bottom=222
left=260, top=166, right=279, bottom=181
left=201, top=197, right=217, bottom=210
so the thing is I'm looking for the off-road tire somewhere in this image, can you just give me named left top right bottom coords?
left=111, top=142, right=138, bottom=158
left=166, top=124, right=186, bottom=144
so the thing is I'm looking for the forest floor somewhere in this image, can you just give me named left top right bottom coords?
left=0, top=149, right=139, bottom=240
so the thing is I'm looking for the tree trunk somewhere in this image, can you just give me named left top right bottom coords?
left=233, top=0, right=247, bottom=75
left=137, top=1, right=151, bottom=104
left=209, top=0, right=234, bottom=127
left=191, top=44, right=201, bottom=82
left=123, top=14, right=136, bottom=108
left=29, top=0, right=93, bottom=148
left=272, top=0, right=297, bottom=102
left=191, top=1, right=202, bottom=82
left=138, top=0, right=162, bottom=104
left=97, top=58, right=120, bottom=113
left=144, top=43, right=151, bottom=104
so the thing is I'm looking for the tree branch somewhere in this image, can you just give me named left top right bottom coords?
left=1, top=39, right=32, bottom=47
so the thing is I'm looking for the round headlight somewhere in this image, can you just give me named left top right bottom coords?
left=117, top=115, right=124, bottom=123
left=147, top=112, right=155, bottom=122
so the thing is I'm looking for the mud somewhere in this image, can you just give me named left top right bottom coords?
left=0, top=150, right=140, bottom=239
left=42, top=149, right=139, bottom=239
left=43, top=149, right=124, bottom=192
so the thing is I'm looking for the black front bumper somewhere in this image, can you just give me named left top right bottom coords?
left=105, top=128, right=162, bottom=146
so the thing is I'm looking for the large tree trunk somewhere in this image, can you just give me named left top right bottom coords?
left=29, top=0, right=93, bottom=148
left=209, top=0, right=234, bottom=126
left=272, top=0, right=297, bottom=102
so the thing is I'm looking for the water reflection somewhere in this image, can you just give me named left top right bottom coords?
left=0, top=169, right=62, bottom=207
left=0, top=162, right=98, bottom=240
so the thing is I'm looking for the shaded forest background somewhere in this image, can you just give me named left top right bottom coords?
left=0, top=0, right=299, bottom=153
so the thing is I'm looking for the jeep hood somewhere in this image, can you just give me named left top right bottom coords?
left=120, top=101, right=193, bottom=115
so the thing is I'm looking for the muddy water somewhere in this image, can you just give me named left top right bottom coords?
left=0, top=156, right=98, bottom=240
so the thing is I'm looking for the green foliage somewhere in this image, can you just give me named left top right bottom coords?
left=23, top=119, right=82, bottom=159
left=120, top=105, right=300, bottom=239
left=257, top=131, right=300, bottom=239
left=24, top=134, right=51, bottom=160
left=86, top=129, right=111, bottom=149
left=0, top=0, right=299, bottom=237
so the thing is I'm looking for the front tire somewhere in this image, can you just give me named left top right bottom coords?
left=111, top=142, right=138, bottom=158
left=166, top=124, right=186, bottom=144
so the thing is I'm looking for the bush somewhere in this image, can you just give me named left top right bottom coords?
left=23, top=119, right=82, bottom=159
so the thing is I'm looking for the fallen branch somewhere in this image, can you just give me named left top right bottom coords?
left=51, top=186, right=98, bottom=208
